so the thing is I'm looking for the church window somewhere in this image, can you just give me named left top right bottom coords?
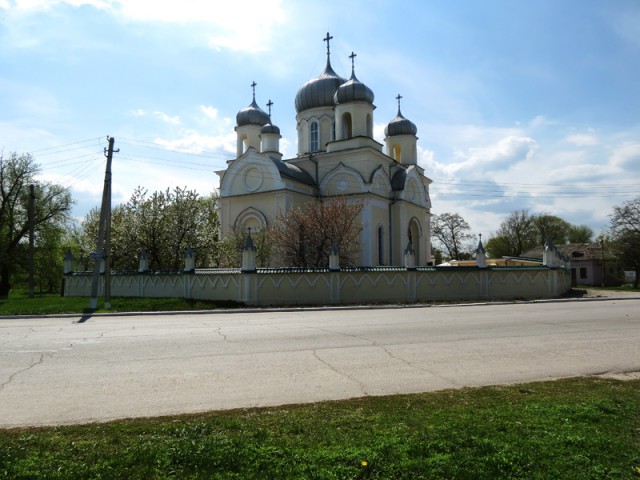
left=310, top=121, right=319, bottom=152
left=367, top=113, right=373, bottom=138
left=378, top=226, right=384, bottom=265
left=393, top=144, right=401, bottom=162
left=341, top=112, right=353, bottom=139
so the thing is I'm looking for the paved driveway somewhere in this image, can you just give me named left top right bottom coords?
left=1, top=297, right=639, bottom=427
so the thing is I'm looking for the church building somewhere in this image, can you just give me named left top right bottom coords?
left=216, top=34, right=433, bottom=267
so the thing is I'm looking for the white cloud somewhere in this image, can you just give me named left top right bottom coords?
left=565, top=133, right=598, bottom=147
left=200, top=105, right=218, bottom=120
left=154, top=132, right=236, bottom=155
left=444, top=135, right=537, bottom=176
left=610, top=142, right=640, bottom=169
left=153, top=111, right=180, bottom=125
left=3, top=0, right=287, bottom=53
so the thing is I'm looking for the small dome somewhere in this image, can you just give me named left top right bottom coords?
left=236, top=98, right=270, bottom=127
left=385, top=107, right=417, bottom=137
left=260, top=123, right=280, bottom=135
left=334, top=71, right=374, bottom=105
left=295, top=60, right=346, bottom=113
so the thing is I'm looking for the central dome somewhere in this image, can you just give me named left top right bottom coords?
left=295, top=60, right=346, bottom=113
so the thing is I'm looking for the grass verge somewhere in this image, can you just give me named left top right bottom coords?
left=1, top=377, right=639, bottom=479
left=0, top=290, right=243, bottom=316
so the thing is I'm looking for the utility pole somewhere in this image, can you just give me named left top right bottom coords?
left=28, top=184, right=35, bottom=298
left=89, top=136, right=118, bottom=310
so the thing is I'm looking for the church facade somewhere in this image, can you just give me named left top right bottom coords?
left=216, top=34, right=433, bottom=267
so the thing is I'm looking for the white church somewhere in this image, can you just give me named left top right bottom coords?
left=216, top=34, right=433, bottom=267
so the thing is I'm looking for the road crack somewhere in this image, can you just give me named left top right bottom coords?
left=0, top=353, right=51, bottom=394
left=312, top=349, right=368, bottom=396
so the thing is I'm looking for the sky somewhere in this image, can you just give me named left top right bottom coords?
left=1, top=0, right=639, bottom=242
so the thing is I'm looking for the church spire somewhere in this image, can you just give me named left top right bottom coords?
left=396, top=93, right=403, bottom=116
left=323, top=32, right=333, bottom=59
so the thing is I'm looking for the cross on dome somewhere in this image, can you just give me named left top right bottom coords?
left=251, top=81, right=257, bottom=100
left=349, top=51, right=357, bottom=74
left=323, top=32, right=333, bottom=57
left=266, top=99, right=273, bottom=117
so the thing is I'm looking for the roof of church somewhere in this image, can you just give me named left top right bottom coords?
left=391, top=168, right=407, bottom=191
left=271, top=157, right=316, bottom=185
left=334, top=71, right=374, bottom=105
left=236, top=98, right=270, bottom=127
left=385, top=107, right=418, bottom=137
left=295, top=59, right=347, bottom=113
left=260, top=122, right=280, bottom=135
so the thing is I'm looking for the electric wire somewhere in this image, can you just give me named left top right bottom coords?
left=25, top=137, right=640, bottom=201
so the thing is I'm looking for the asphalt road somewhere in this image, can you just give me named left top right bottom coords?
left=1, top=297, right=639, bottom=428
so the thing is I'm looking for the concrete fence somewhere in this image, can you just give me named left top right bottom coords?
left=63, top=265, right=572, bottom=307
left=62, top=237, right=572, bottom=306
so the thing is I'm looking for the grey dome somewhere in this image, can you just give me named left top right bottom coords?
left=385, top=108, right=417, bottom=137
left=334, top=71, right=374, bottom=105
left=236, top=99, right=270, bottom=127
left=260, top=122, right=280, bottom=135
left=295, top=60, right=346, bottom=113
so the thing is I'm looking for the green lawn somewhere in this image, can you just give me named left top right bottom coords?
left=0, top=290, right=243, bottom=316
left=1, top=377, right=638, bottom=479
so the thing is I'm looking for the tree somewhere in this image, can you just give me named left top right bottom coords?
left=485, top=235, right=512, bottom=259
left=431, top=212, right=475, bottom=260
left=532, top=214, right=570, bottom=245
left=495, top=209, right=537, bottom=256
left=75, top=186, right=220, bottom=271
left=0, top=152, right=73, bottom=298
left=269, top=197, right=364, bottom=267
left=609, top=196, right=640, bottom=288
left=567, top=224, right=594, bottom=243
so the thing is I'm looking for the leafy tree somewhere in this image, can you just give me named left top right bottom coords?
left=76, top=186, right=220, bottom=271
left=567, top=224, right=594, bottom=243
left=495, top=209, right=537, bottom=256
left=609, top=196, right=640, bottom=288
left=0, top=152, right=73, bottom=298
left=532, top=214, right=570, bottom=245
left=219, top=226, right=272, bottom=268
left=431, top=212, right=475, bottom=260
left=269, top=197, right=364, bottom=267
left=485, top=235, right=512, bottom=259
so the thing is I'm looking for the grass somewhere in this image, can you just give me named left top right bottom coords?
left=0, top=290, right=243, bottom=316
left=1, top=377, right=639, bottom=479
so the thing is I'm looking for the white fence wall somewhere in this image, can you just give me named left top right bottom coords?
left=63, top=266, right=572, bottom=306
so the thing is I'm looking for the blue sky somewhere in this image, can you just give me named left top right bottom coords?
left=1, top=0, right=639, bottom=240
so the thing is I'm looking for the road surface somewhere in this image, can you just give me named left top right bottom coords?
left=1, top=297, right=639, bottom=427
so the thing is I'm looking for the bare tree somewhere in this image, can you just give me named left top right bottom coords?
left=431, top=212, right=474, bottom=260
left=269, top=197, right=364, bottom=267
left=496, top=209, right=537, bottom=256
left=609, top=195, right=640, bottom=288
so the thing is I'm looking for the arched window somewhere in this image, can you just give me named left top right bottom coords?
left=367, top=113, right=373, bottom=138
left=378, top=226, right=384, bottom=265
left=310, top=121, right=319, bottom=152
left=408, top=219, right=421, bottom=264
left=393, top=144, right=401, bottom=162
left=341, top=112, right=353, bottom=139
